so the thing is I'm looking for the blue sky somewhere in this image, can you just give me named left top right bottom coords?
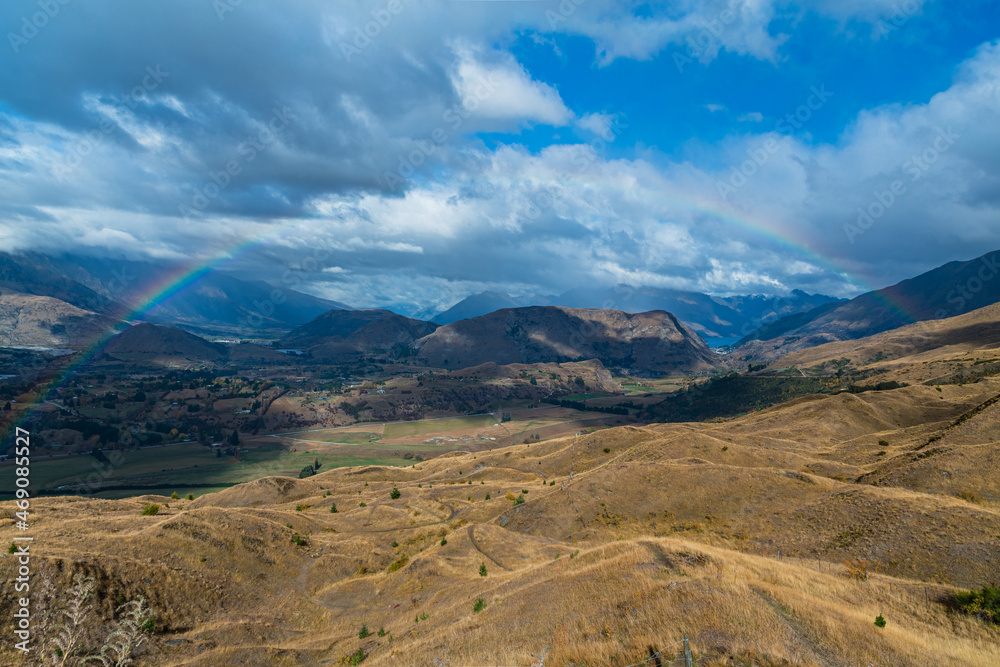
left=1, top=0, right=999, bottom=313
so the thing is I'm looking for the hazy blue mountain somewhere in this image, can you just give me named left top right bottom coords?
left=429, top=285, right=842, bottom=345
left=431, top=291, right=533, bottom=324
left=0, top=253, right=113, bottom=314
left=737, top=249, right=1000, bottom=347
left=11, top=253, right=350, bottom=334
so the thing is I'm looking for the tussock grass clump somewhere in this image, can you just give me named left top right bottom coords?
left=957, top=490, right=985, bottom=504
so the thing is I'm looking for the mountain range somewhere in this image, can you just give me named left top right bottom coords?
left=430, top=285, right=842, bottom=343
left=8, top=249, right=1000, bottom=375
left=0, top=253, right=349, bottom=346
left=733, top=248, right=1000, bottom=364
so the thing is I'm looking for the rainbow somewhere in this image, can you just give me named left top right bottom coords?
left=2, top=223, right=294, bottom=446
left=2, top=187, right=919, bottom=449
left=507, top=171, right=920, bottom=322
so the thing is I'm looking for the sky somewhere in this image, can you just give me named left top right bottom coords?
left=1, top=0, right=999, bottom=314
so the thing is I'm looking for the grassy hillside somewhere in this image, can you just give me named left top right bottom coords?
left=3, top=379, right=999, bottom=666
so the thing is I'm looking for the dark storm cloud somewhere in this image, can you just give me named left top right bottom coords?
left=1, top=2, right=999, bottom=311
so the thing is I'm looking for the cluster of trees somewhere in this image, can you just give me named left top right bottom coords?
left=844, top=381, right=909, bottom=393
left=299, top=457, right=322, bottom=478
left=644, top=373, right=835, bottom=423
left=554, top=399, right=629, bottom=415
left=56, top=418, right=121, bottom=445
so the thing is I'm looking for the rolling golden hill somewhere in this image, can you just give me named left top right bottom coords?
left=3, top=375, right=999, bottom=666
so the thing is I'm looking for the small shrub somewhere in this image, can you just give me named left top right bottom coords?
left=878, top=439, right=889, bottom=447
left=377, top=627, right=386, bottom=637
left=504, top=492, right=516, bottom=502
left=390, top=487, right=401, bottom=500
left=521, top=489, right=529, bottom=494
left=295, top=504, right=304, bottom=512
left=955, top=586, right=1000, bottom=624
left=186, top=493, right=194, bottom=500
left=473, top=597, right=486, bottom=613
left=874, top=614, right=886, bottom=628
left=391, top=540, right=398, bottom=548
left=958, top=490, right=985, bottom=504
left=141, top=503, right=160, bottom=516
left=291, top=533, right=308, bottom=547
left=331, top=503, right=338, bottom=513
left=200, top=557, right=206, bottom=562
left=170, top=492, right=179, bottom=500
left=514, top=495, right=525, bottom=505
left=358, top=624, right=370, bottom=639
left=485, top=493, right=491, bottom=500
left=387, top=553, right=408, bottom=572
left=603, top=448, right=611, bottom=453
left=549, top=480, right=555, bottom=486
left=7, top=543, right=15, bottom=554
left=440, top=537, right=447, bottom=546
left=359, top=502, right=367, bottom=507
left=479, top=563, right=487, bottom=577
left=349, top=648, right=366, bottom=665
left=721, top=446, right=728, bottom=452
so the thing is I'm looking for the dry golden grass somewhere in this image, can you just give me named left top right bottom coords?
left=2, top=377, right=1000, bottom=665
